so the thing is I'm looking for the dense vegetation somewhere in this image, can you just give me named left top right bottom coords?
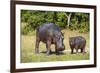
left=21, top=10, right=89, bottom=35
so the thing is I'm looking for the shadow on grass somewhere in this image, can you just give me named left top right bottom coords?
left=40, top=51, right=66, bottom=55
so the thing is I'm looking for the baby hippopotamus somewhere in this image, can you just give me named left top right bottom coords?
left=69, top=36, right=86, bottom=54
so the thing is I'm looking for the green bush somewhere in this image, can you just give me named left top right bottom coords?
left=21, top=10, right=89, bottom=35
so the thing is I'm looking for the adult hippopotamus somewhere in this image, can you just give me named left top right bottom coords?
left=35, top=23, right=65, bottom=55
left=69, top=36, right=86, bottom=54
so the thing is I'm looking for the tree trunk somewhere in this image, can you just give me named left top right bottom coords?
left=67, top=13, right=72, bottom=27
left=65, top=13, right=72, bottom=27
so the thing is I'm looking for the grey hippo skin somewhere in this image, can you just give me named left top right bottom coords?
left=35, top=23, right=65, bottom=55
left=69, top=36, right=86, bottom=54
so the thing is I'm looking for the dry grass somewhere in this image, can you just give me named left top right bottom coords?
left=21, top=29, right=90, bottom=63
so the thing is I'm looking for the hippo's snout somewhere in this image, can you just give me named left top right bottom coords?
left=58, top=45, right=65, bottom=51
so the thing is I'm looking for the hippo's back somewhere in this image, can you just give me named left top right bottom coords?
left=36, top=23, right=61, bottom=42
left=37, top=23, right=61, bottom=32
left=74, top=36, right=86, bottom=44
left=69, top=36, right=86, bottom=47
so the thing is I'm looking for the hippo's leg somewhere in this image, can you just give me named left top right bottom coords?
left=55, top=50, right=60, bottom=55
left=81, top=48, right=83, bottom=53
left=76, top=48, right=78, bottom=54
left=55, top=46, right=61, bottom=55
left=55, top=48, right=59, bottom=55
left=71, top=48, right=74, bottom=54
left=70, top=46, right=74, bottom=54
left=35, top=37, right=40, bottom=54
left=81, top=48, right=86, bottom=53
left=75, top=45, right=79, bottom=54
left=46, top=44, right=52, bottom=54
left=46, top=40, right=51, bottom=55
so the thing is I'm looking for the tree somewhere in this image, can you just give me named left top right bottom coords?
left=64, top=12, right=72, bottom=27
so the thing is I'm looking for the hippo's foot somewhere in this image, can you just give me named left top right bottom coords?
left=35, top=51, right=39, bottom=54
left=56, top=52, right=60, bottom=55
left=46, top=50, right=52, bottom=55
left=81, top=50, right=86, bottom=54
left=71, top=51, right=74, bottom=54
left=35, top=48, right=39, bottom=54
left=46, top=51, right=51, bottom=56
left=46, top=53, right=50, bottom=56
left=56, top=51, right=63, bottom=55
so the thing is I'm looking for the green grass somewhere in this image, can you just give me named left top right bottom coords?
left=21, top=29, right=90, bottom=63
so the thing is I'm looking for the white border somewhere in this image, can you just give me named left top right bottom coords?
left=16, top=4, right=94, bottom=69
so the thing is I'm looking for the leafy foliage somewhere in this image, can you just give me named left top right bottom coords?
left=21, top=10, right=89, bottom=35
